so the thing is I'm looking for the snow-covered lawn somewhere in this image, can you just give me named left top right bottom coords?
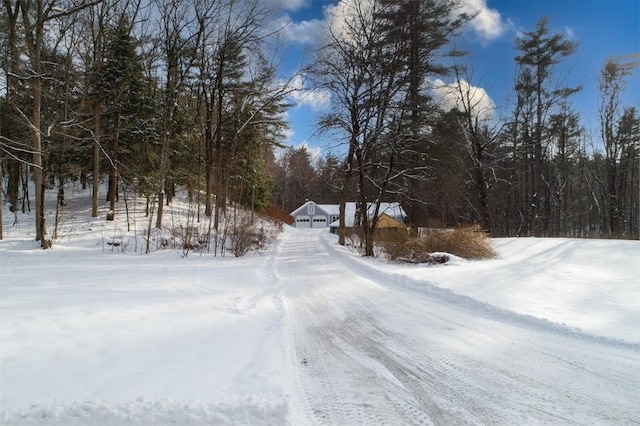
left=0, top=238, right=287, bottom=425
left=1, top=192, right=639, bottom=424
left=341, top=236, right=640, bottom=344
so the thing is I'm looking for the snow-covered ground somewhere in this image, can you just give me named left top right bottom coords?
left=1, top=187, right=639, bottom=424
left=341, top=236, right=640, bottom=344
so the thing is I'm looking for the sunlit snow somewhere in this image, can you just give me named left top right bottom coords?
left=1, top=186, right=638, bottom=425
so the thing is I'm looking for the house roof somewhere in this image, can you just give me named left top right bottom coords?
left=318, top=204, right=340, bottom=215
left=357, top=202, right=406, bottom=220
left=290, top=200, right=338, bottom=216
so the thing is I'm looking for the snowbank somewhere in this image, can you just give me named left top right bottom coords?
left=325, top=233, right=640, bottom=344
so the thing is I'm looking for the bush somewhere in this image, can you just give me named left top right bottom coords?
left=261, top=205, right=294, bottom=225
left=379, top=225, right=496, bottom=263
left=228, top=215, right=281, bottom=257
left=227, top=218, right=258, bottom=257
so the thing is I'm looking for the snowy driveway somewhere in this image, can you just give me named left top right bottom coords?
left=276, top=230, right=640, bottom=425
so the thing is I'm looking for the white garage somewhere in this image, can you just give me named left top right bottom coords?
left=312, top=216, right=327, bottom=227
left=291, top=201, right=338, bottom=229
left=291, top=200, right=407, bottom=230
left=295, top=214, right=328, bottom=228
left=295, top=215, right=312, bottom=228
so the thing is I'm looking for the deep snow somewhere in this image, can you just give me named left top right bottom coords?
left=1, top=186, right=639, bottom=424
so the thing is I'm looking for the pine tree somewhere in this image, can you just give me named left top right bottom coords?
left=514, top=17, right=579, bottom=236
left=101, top=21, right=150, bottom=219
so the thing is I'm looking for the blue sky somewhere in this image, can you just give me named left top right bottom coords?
left=274, top=0, right=639, bottom=157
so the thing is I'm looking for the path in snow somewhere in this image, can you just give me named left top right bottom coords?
left=276, top=229, right=640, bottom=425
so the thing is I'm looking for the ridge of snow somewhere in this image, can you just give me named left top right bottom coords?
left=320, top=232, right=640, bottom=349
left=0, top=396, right=287, bottom=426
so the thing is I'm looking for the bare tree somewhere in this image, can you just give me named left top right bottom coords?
left=316, top=0, right=470, bottom=255
left=316, top=0, right=400, bottom=253
left=15, top=0, right=100, bottom=247
left=598, top=56, right=639, bottom=237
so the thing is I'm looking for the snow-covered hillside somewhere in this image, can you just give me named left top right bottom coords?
left=1, top=188, right=639, bottom=425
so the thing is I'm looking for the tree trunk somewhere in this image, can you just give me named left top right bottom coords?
left=91, top=10, right=104, bottom=218
left=7, top=160, right=21, bottom=211
left=339, top=139, right=356, bottom=246
left=108, top=111, right=119, bottom=218
left=204, top=102, right=214, bottom=217
left=213, top=60, right=224, bottom=232
left=31, top=40, right=46, bottom=245
left=157, top=105, right=174, bottom=229
left=92, top=119, right=101, bottom=217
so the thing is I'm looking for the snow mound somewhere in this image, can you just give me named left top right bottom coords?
left=1, top=397, right=288, bottom=426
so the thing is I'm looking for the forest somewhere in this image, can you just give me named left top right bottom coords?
left=1, top=0, right=638, bottom=251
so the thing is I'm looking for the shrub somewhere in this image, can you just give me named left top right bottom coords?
left=228, top=215, right=281, bottom=257
left=228, top=217, right=259, bottom=257
left=420, top=226, right=497, bottom=260
left=379, top=225, right=496, bottom=263
left=261, top=205, right=294, bottom=225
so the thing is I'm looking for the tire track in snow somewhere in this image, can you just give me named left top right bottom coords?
left=326, top=240, right=640, bottom=424
left=277, top=229, right=640, bottom=425
left=287, top=278, right=408, bottom=425
left=278, top=231, right=486, bottom=425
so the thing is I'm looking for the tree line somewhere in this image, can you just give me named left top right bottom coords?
left=1, top=0, right=638, bottom=251
left=309, top=0, right=638, bottom=255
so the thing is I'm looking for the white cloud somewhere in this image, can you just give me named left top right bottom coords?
left=429, top=78, right=496, bottom=122
left=289, top=74, right=331, bottom=110
left=459, top=0, right=508, bottom=42
left=297, top=142, right=322, bottom=163
left=281, top=17, right=325, bottom=45
left=282, top=125, right=295, bottom=145
left=280, top=0, right=308, bottom=10
left=324, top=0, right=375, bottom=43
left=564, top=26, right=576, bottom=41
left=279, top=0, right=377, bottom=47
left=284, top=0, right=509, bottom=47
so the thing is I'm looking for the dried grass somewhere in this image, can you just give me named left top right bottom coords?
left=379, top=225, right=496, bottom=263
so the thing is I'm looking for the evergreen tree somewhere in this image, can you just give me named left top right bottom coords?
left=101, top=21, right=150, bottom=218
left=513, top=17, right=579, bottom=236
left=375, top=0, right=471, bottom=225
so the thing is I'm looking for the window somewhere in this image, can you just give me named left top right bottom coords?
left=308, top=204, right=315, bottom=215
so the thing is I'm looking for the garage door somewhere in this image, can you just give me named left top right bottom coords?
left=295, top=215, right=311, bottom=228
left=311, top=216, right=327, bottom=228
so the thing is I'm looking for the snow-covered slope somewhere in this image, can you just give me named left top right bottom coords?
left=1, top=190, right=639, bottom=424
left=331, top=235, right=640, bottom=344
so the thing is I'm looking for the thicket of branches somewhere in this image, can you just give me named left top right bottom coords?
left=1, top=0, right=638, bottom=251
